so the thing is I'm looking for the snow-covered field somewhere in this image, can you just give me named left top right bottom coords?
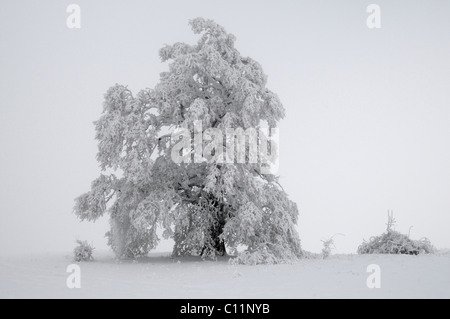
left=0, top=251, right=449, bottom=299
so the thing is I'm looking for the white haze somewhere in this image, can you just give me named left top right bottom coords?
left=0, top=0, right=449, bottom=256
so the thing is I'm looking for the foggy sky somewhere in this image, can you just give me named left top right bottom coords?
left=1, top=0, right=449, bottom=256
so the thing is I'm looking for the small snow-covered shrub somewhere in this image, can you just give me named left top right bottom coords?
left=358, top=212, right=435, bottom=255
left=321, top=234, right=343, bottom=259
left=74, top=240, right=95, bottom=262
left=358, top=231, right=435, bottom=255
left=321, top=239, right=335, bottom=259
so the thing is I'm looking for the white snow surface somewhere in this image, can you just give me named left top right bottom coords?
left=0, top=251, right=449, bottom=299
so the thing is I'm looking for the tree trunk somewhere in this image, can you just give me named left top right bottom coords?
left=200, top=194, right=228, bottom=257
left=210, top=222, right=227, bottom=256
left=201, top=217, right=227, bottom=257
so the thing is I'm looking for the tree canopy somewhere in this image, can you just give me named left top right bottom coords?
left=74, top=18, right=302, bottom=264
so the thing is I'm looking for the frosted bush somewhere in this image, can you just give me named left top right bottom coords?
left=74, top=240, right=95, bottom=262
left=321, top=234, right=343, bottom=259
left=358, top=213, right=435, bottom=255
left=321, top=239, right=334, bottom=259
left=358, top=231, right=435, bottom=255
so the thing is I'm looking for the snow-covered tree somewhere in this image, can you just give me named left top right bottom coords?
left=74, top=18, right=302, bottom=264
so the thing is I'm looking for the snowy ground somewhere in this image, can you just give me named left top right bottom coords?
left=0, top=251, right=449, bottom=299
